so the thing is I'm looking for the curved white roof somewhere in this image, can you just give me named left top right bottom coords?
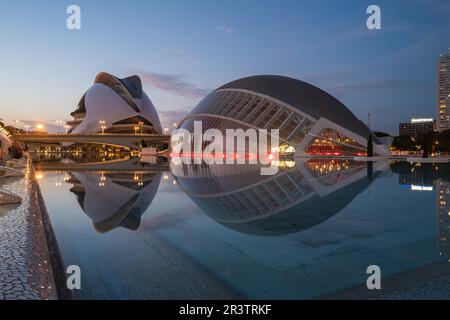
left=70, top=171, right=162, bottom=232
left=72, top=72, right=162, bottom=134
left=218, top=75, right=377, bottom=143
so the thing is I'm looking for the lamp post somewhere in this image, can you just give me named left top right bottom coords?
left=56, top=120, right=63, bottom=134
left=13, top=120, right=21, bottom=133
left=36, top=124, right=45, bottom=132
left=99, top=121, right=106, bottom=134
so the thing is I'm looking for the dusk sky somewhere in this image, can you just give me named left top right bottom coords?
left=0, top=0, right=449, bottom=134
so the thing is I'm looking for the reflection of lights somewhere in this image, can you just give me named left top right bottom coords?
left=411, top=185, right=433, bottom=192
left=98, top=173, right=106, bottom=187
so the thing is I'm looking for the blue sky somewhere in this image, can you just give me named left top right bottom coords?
left=0, top=0, right=449, bottom=134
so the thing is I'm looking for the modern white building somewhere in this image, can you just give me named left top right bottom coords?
left=67, top=72, right=162, bottom=135
left=437, top=53, right=450, bottom=132
left=177, top=75, right=388, bottom=157
left=68, top=171, right=161, bottom=233
left=0, top=127, right=12, bottom=164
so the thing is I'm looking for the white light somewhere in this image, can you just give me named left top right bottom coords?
left=411, top=185, right=433, bottom=192
left=411, top=118, right=433, bottom=123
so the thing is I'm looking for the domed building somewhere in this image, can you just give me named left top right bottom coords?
left=177, top=75, right=388, bottom=157
left=67, top=72, right=162, bottom=135
left=171, top=159, right=382, bottom=236
left=68, top=171, right=162, bottom=233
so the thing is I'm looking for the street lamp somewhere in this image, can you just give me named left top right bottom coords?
left=55, top=120, right=63, bottom=134
left=13, top=119, right=21, bottom=133
left=99, top=121, right=106, bottom=134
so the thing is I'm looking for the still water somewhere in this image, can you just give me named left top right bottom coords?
left=36, top=158, right=450, bottom=299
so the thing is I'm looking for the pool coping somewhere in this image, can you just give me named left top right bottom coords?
left=30, top=160, right=74, bottom=300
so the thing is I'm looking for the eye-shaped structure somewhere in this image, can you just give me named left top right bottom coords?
left=67, top=72, right=162, bottom=135
left=171, top=159, right=382, bottom=236
left=178, top=75, right=388, bottom=157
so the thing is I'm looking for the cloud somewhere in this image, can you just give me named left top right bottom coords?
left=158, top=108, right=192, bottom=129
left=216, top=26, right=234, bottom=34
left=139, top=72, right=211, bottom=99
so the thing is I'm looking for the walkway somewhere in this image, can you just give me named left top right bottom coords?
left=0, top=159, right=58, bottom=300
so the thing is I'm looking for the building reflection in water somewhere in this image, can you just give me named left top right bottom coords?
left=66, top=171, right=161, bottom=233
left=391, top=161, right=450, bottom=258
left=59, top=158, right=450, bottom=257
left=437, top=180, right=450, bottom=257
left=170, top=158, right=385, bottom=236
left=30, top=151, right=131, bottom=164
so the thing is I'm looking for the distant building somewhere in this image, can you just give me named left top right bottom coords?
left=374, top=132, right=394, bottom=148
left=437, top=53, right=450, bottom=132
left=399, top=118, right=434, bottom=137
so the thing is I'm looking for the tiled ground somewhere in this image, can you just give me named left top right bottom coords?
left=0, top=160, right=57, bottom=300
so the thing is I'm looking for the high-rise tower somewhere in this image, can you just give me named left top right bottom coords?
left=437, top=53, right=450, bottom=132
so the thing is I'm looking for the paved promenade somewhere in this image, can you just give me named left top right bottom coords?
left=0, top=159, right=58, bottom=300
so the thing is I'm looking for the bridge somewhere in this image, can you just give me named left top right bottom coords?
left=13, top=133, right=171, bottom=149
left=33, top=158, right=169, bottom=172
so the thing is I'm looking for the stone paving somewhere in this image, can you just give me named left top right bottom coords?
left=0, top=159, right=58, bottom=300
left=0, top=188, right=22, bottom=205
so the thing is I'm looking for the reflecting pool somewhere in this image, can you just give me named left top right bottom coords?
left=36, top=158, right=450, bottom=299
